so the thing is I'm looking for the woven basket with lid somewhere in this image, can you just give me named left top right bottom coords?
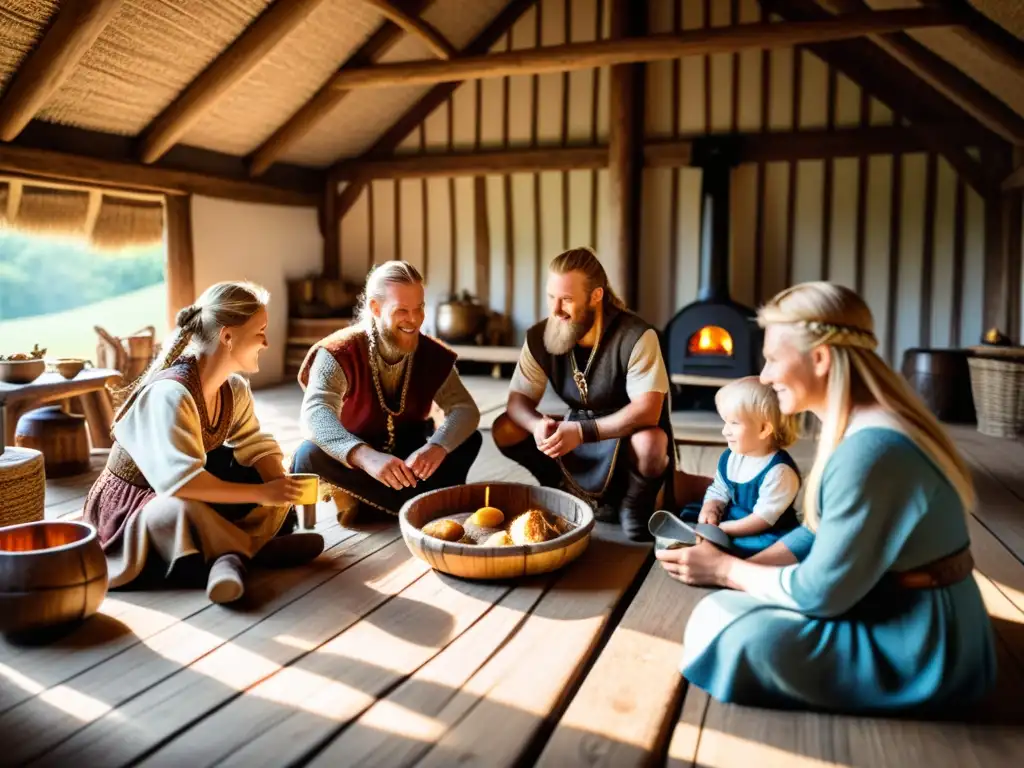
left=967, top=346, right=1024, bottom=439
left=0, top=447, right=45, bottom=528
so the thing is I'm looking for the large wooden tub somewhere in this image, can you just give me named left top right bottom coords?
left=0, top=520, right=108, bottom=635
left=399, top=482, right=595, bottom=580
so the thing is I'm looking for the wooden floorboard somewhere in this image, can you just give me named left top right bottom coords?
left=6, top=524, right=397, bottom=766
left=15, top=380, right=1024, bottom=768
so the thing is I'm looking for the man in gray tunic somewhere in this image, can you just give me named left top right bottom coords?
left=493, top=248, right=676, bottom=541
left=290, top=261, right=482, bottom=517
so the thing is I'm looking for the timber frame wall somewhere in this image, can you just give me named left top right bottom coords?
left=329, top=0, right=1023, bottom=366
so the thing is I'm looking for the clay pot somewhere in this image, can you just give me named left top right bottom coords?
left=0, top=520, right=108, bottom=636
left=435, top=292, right=488, bottom=344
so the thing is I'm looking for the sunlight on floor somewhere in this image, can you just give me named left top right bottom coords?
left=0, top=662, right=116, bottom=722
left=990, top=578, right=1024, bottom=615
left=359, top=698, right=446, bottom=742
left=670, top=723, right=839, bottom=767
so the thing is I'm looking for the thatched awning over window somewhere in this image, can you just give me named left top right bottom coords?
left=90, top=197, right=164, bottom=252
left=0, top=178, right=164, bottom=251
left=14, top=186, right=91, bottom=236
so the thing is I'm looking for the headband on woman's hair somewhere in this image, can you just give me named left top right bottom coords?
left=797, top=320, right=878, bottom=350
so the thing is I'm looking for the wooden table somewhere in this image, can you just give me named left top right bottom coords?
left=0, top=368, right=120, bottom=450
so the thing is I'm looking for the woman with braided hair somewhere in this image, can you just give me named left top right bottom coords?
left=656, top=281, right=996, bottom=714
left=84, top=281, right=324, bottom=604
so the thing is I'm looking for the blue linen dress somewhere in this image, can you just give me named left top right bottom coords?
left=680, top=426, right=997, bottom=715
left=681, top=448, right=804, bottom=559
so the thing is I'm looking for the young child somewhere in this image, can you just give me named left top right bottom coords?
left=680, top=376, right=803, bottom=559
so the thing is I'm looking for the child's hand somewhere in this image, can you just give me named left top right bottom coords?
left=698, top=505, right=722, bottom=525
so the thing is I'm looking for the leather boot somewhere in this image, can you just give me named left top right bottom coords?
left=619, top=467, right=665, bottom=542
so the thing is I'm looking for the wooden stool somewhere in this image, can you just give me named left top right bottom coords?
left=15, top=406, right=91, bottom=478
left=0, top=446, right=45, bottom=527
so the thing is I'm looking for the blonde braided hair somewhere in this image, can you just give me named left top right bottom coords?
left=113, top=281, right=269, bottom=423
left=758, top=281, right=974, bottom=530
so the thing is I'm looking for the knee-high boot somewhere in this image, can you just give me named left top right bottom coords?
left=619, top=466, right=665, bottom=542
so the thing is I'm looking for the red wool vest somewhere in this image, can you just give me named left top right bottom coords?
left=298, top=326, right=457, bottom=450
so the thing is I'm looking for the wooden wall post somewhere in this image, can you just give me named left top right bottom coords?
left=165, top=194, right=196, bottom=330
left=981, top=143, right=1018, bottom=339
left=607, top=0, right=646, bottom=309
left=323, top=171, right=340, bottom=279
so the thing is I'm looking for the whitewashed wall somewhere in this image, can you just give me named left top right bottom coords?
left=192, top=196, right=321, bottom=387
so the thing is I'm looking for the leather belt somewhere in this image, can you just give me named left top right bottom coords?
left=886, top=546, right=974, bottom=589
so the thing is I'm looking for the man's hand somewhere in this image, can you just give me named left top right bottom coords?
left=406, top=443, right=447, bottom=481
left=698, top=501, right=724, bottom=526
left=532, top=415, right=558, bottom=447
left=350, top=446, right=418, bottom=490
left=539, top=420, right=583, bottom=459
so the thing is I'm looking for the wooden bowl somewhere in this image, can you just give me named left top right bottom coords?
left=0, top=359, right=45, bottom=384
left=0, top=520, right=108, bottom=635
left=51, top=358, right=87, bottom=379
left=399, top=482, right=595, bottom=580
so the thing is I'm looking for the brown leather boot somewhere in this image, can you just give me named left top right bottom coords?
left=252, top=533, right=325, bottom=568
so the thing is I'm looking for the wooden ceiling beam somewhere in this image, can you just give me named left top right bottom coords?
left=139, top=0, right=330, bottom=165
left=764, top=0, right=997, bottom=197
left=331, top=0, right=540, bottom=220
left=924, top=0, right=1024, bottom=73
left=0, top=143, right=318, bottom=207
left=325, top=8, right=953, bottom=90
left=248, top=0, right=436, bottom=178
left=818, top=1, right=1024, bottom=145
left=361, top=0, right=455, bottom=59
left=332, top=125, right=945, bottom=180
left=0, top=0, right=124, bottom=142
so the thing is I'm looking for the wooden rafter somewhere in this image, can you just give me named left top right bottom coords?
left=361, top=0, right=455, bottom=59
left=818, top=0, right=1024, bottom=145
left=325, top=8, right=952, bottom=90
left=248, top=0, right=436, bottom=178
left=0, top=142, right=318, bottom=207
left=331, top=126, right=949, bottom=180
left=83, top=189, right=103, bottom=237
left=139, top=0, right=330, bottom=165
left=0, top=0, right=124, bottom=142
left=764, top=0, right=996, bottom=197
left=330, top=0, right=540, bottom=221
left=925, top=0, right=1024, bottom=73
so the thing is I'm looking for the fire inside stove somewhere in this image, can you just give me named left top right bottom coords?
left=689, top=325, right=734, bottom=357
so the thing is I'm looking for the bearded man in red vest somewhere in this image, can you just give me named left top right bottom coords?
left=291, top=261, right=482, bottom=517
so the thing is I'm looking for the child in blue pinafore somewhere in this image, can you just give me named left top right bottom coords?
left=680, top=376, right=806, bottom=559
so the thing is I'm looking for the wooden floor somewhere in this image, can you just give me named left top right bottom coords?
left=5, top=377, right=1024, bottom=767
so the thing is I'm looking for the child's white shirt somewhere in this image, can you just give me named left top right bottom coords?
left=703, top=451, right=801, bottom=525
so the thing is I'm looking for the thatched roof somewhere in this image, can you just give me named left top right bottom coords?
left=0, top=0, right=1018, bottom=198
left=0, top=0, right=510, bottom=165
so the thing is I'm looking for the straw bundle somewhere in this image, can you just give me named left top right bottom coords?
left=0, top=1, right=54, bottom=94
left=90, top=197, right=165, bottom=252
left=14, top=187, right=90, bottom=236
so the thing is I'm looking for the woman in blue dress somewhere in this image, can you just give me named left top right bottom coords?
left=656, top=281, right=997, bottom=715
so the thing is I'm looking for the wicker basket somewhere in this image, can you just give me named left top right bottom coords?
left=967, top=349, right=1024, bottom=438
left=0, top=447, right=45, bottom=528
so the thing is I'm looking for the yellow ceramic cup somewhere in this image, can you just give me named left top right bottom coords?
left=289, top=473, right=319, bottom=505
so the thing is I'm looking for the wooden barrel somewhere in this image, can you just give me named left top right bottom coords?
left=399, top=482, right=595, bottom=580
left=900, top=348, right=976, bottom=424
left=0, top=520, right=108, bottom=635
left=15, top=405, right=91, bottom=478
